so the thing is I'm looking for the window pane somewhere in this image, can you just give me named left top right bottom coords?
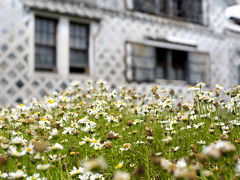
left=35, top=17, right=57, bottom=71
left=71, top=24, right=87, bottom=37
left=134, top=68, right=155, bottom=82
left=171, top=50, right=187, bottom=80
left=131, top=44, right=156, bottom=82
left=156, top=67, right=164, bottom=78
left=172, top=0, right=185, bottom=18
left=188, top=0, right=202, bottom=23
left=172, top=0, right=202, bottom=23
left=70, top=23, right=88, bottom=49
left=133, top=0, right=167, bottom=14
left=70, top=37, right=88, bottom=49
left=133, top=56, right=155, bottom=69
left=188, top=52, right=208, bottom=84
left=35, top=46, right=55, bottom=69
left=35, top=17, right=56, bottom=45
left=70, top=50, right=88, bottom=67
left=133, top=0, right=157, bottom=14
left=69, top=22, right=89, bottom=74
left=156, top=48, right=168, bottom=79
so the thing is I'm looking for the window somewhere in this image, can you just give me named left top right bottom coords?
left=131, top=44, right=156, bottom=82
left=35, top=17, right=57, bottom=72
left=69, top=22, right=89, bottom=74
left=126, top=43, right=208, bottom=84
left=156, top=48, right=188, bottom=81
left=34, top=15, right=91, bottom=76
left=133, top=0, right=167, bottom=14
left=130, top=44, right=187, bottom=82
left=172, top=0, right=203, bottom=24
left=133, top=0, right=203, bottom=24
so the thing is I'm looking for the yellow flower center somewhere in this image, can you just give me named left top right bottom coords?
left=85, top=138, right=91, bottom=142
left=115, top=163, right=123, bottom=169
left=41, top=118, right=47, bottom=122
left=92, top=140, right=99, bottom=143
left=79, top=102, right=84, bottom=105
left=14, top=151, right=20, bottom=156
left=26, top=148, right=32, bottom=152
left=48, top=99, right=55, bottom=104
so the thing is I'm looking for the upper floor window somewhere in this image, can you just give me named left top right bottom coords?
left=133, top=0, right=167, bottom=14
left=35, top=17, right=57, bottom=72
left=133, top=0, right=203, bottom=24
left=69, top=22, right=89, bottom=74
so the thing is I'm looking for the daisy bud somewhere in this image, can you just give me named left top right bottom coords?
left=122, top=143, right=131, bottom=151
left=106, top=131, right=119, bottom=140
left=133, top=165, right=145, bottom=176
left=104, top=141, right=112, bottom=149
left=33, top=141, right=49, bottom=153
left=0, top=155, right=8, bottom=167
left=169, top=89, right=175, bottom=96
left=196, top=153, right=208, bottom=164
left=221, top=134, right=229, bottom=140
left=127, top=120, right=133, bottom=126
left=145, top=127, right=154, bottom=136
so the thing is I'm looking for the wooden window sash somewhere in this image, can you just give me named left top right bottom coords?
left=70, top=47, right=88, bottom=51
left=127, top=42, right=195, bottom=83
left=69, top=22, right=89, bottom=73
left=35, top=16, right=57, bottom=72
left=187, top=51, right=208, bottom=84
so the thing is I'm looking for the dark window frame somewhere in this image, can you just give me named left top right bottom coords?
left=132, top=0, right=203, bottom=24
left=132, top=47, right=188, bottom=83
left=69, top=22, right=90, bottom=74
left=125, top=41, right=205, bottom=84
left=34, top=16, right=58, bottom=72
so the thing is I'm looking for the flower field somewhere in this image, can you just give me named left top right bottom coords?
left=1, top=81, right=240, bottom=179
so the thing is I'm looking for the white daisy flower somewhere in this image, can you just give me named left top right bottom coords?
left=8, top=170, right=27, bottom=179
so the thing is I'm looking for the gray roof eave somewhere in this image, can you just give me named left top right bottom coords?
left=22, top=0, right=102, bottom=20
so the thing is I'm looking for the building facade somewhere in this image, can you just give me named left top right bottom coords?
left=0, top=0, right=240, bottom=105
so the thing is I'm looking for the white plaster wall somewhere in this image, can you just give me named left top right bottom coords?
left=0, top=0, right=239, bottom=105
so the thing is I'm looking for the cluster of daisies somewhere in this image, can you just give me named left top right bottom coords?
left=0, top=80, right=240, bottom=179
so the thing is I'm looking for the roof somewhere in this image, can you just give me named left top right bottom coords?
left=225, top=4, right=240, bottom=33
left=22, top=0, right=102, bottom=20
left=226, top=5, right=240, bottom=19
left=226, top=0, right=239, bottom=6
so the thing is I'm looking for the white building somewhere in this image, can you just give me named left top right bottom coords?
left=0, top=0, right=240, bottom=105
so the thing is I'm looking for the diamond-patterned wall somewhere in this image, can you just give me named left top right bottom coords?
left=0, top=0, right=240, bottom=106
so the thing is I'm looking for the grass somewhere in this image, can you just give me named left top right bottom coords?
left=0, top=81, right=240, bottom=179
